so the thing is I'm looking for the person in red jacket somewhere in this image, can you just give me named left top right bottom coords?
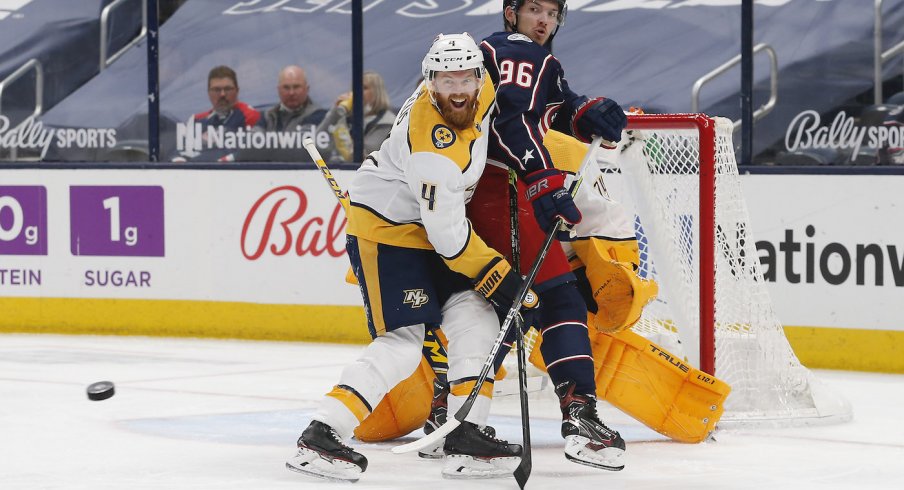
left=176, top=65, right=263, bottom=162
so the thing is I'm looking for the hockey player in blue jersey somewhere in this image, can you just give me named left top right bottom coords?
left=465, top=0, right=629, bottom=471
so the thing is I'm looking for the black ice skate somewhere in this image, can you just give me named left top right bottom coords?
left=556, top=381, right=626, bottom=471
left=286, top=420, right=368, bottom=482
left=419, top=379, right=498, bottom=460
left=419, top=379, right=450, bottom=459
left=441, top=421, right=522, bottom=479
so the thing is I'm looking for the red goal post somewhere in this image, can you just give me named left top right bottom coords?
left=625, top=113, right=717, bottom=375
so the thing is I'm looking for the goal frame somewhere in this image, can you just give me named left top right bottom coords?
left=625, top=113, right=716, bottom=375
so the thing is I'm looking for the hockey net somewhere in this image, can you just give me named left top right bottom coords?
left=610, top=113, right=851, bottom=426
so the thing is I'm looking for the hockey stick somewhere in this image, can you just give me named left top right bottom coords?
left=392, top=137, right=602, bottom=456
left=508, top=168, right=532, bottom=489
left=512, top=135, right=602, bottom=487
left=303, top=137, right=350, bottom=212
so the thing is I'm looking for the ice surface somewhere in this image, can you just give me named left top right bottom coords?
left=1, top=334, right=902, bottom=489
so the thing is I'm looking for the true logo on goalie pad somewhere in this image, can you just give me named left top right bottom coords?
left=403, top=289, right=430, bottom=308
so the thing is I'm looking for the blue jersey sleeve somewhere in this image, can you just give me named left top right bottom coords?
left=481, top=32, right=583, bottom=176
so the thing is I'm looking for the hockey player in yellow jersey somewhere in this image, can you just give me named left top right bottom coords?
left=286, top=33, right=537, bottom=482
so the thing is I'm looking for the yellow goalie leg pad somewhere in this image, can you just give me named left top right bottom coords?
left=528, top=333, right=548, bottom=373
left=590, top=323, right=731, bottom=443
left=572, top=237, right=658, bottom=333
left=353, top=355, right=435, bottom=442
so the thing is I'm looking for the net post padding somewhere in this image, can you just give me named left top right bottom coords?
left=619, top=114, right=851, bottom=428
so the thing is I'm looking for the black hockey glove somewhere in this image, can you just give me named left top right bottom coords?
left=571, top=96, right=627, bottom=148
left=524, top=168, right=582, bottom=241
left=474, top=257, right=540, bottom=326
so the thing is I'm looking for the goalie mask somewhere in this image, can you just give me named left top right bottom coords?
left=422, top=33, right=486, bottom=129
left=503, top=0, right=568, bottom=49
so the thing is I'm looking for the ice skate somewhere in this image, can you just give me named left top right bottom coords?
left=286, top=420, right=368, bottom=482
left=441, top=421, right=521, bottom=479
left=419, top=379, right=499, bottom=460
left=418, top=379, right=450, bottom=459
left=556, top=381, right=626, bottom=471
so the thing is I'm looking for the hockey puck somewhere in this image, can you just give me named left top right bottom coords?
left=86, top=381, right=115, bottom=401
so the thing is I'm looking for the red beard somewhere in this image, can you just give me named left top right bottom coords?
left=436, top=92, right=480, bottom=130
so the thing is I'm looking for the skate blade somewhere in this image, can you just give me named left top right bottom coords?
left=564, top=435, right=625, bottom=471
left=286, top=448, right=362, bottom=482
left=418, top=448, right=445, bottom=460
left=441, top=454, right=520, bottom=479
left=417, top=438, right=445, bottom=460
left=564, top=452, right=624, bottom=472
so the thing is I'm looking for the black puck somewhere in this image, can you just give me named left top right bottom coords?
left=86, top=381, right=115, bottom=401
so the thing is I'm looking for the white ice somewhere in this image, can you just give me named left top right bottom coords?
left=1, top=333, right=902, bottom=489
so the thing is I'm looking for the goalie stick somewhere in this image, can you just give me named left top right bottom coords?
left=392, top=137, right=603, bottom=457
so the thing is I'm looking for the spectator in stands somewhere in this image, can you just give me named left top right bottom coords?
left=200, top=65, right=262, bottom=129
left=173, top=65, right=263, bottom=162
left=174, top=65, right=263, bottom=162
left=315, top=71, right=395, bottom=162
left=263, top=65, right=327, bottom=132
left=230, top=65, right=329, bottom=163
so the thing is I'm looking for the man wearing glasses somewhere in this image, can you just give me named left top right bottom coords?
left=180, top=65, right=263, bottom=162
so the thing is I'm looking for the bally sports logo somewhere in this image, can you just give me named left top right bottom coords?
left=241, top=185, right=346, bottom=260
left=785, top=110, right=904, bottom=161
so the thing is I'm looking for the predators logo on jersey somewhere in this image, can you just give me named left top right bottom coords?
left=431, top=124, right=456, bottom=149
left=403, top=289, right=430, bottom=308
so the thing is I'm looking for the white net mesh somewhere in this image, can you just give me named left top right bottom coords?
left=615, top=115, right=851, bottom=426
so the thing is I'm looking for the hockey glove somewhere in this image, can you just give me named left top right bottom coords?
left=474, top=257, right=540, bottom=326
left=571, top=97, right=627, bottom=148
left=524, top=168, right=582, bottom=241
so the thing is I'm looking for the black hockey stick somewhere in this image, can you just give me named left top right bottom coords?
left=512, top=135, right=602, bottom=487
left=508, top=168, right=532, bottom=489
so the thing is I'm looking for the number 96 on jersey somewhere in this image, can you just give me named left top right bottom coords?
left=70, top=186, right=165, bottom=257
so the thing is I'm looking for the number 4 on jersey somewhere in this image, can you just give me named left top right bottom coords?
left=421, top=183, right=437, bottom=211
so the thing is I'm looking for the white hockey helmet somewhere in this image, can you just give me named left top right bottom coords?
left=421, top=32, right=485, bottom=85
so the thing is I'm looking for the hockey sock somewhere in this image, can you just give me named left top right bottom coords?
left=538, top=283, right=596, bottom=395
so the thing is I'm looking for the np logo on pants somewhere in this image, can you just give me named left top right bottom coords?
left=403, top=289, right=430, bottom=308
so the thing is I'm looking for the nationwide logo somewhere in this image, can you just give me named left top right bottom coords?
left=0, top=0, right=34, bottom=21
left=0, top=115, right=117, bottom=159
left=175, top=117, right=329, bottom=158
